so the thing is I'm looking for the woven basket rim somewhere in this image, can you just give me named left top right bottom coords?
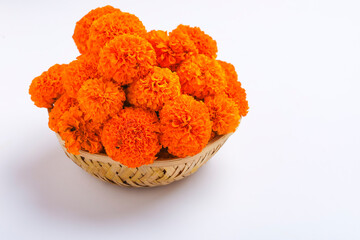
left=56, top=133, right=233, bottom=167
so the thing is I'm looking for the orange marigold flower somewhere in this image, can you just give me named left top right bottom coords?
left=127, top=66, right=181, bottom=111
left=145, top=30, right=176, bottom=68
left=29, top=64, right=67, bottom=108
left=101, top=107, right=161, bottom=168
left=87, top=11, right=146, bottom=54
left=205, top=94, right=241, bottom=135
left=48, top=94, right=78, bottom=132
left=62, top=54, right=99, bottom=98
left=73, top=5, right=120, bottom=54
left=159, top=95, right=212, bottom=157
left=58, top=106, right=103, bottom=154
left=217, top=60, right=238, bottom=83
left=176, top=54, right=226, bottom=99
left=168, top=27, right=198, bottom=68
left=77, top=51, right=101, bottom=64
left=218, top=60, right=249, bottom=117
left=98, top=34, right=156, bottom=85
left=173, top=24, right=217, bottom=58
left=225, top=79, right=249, bottom=117
left=77, top=78, right=126, bottom=123
left=81, top=120, right=103, bottom=154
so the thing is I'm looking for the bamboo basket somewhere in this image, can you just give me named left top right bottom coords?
left=56, top=133, right=232, bottom=187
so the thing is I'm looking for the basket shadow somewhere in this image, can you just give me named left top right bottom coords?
left=15, top=144, right=202, bottom=223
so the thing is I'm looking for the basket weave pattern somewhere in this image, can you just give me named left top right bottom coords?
left=57, top=133, right=232, bottom=187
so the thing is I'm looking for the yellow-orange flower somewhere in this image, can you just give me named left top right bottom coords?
left=58, top=106, right=103, bottom=154
left=98, top=34, right=156, bottom=85
left=168, top=27, right=198, bottom=68
left=73, top=6, right=120, bottom=54
left=176, top=54, right=226, bottom=99
left=218, top=60, right=249, bottom=117
left=173, top=24, right=217, bottom=58
left=29, top=64, right=67, bottom=108
left=87, top=11, right=146, bottom=54
left=62, top=54, right=99, bottom=98
left=145, top=30, right=177, bottom=68
left=225, top=80, right=249, bottom=117
left=127, top=66, right=181, bottom=111
left=205, top=94, right=240, bottom=135
left=77, top=78, right=126, bottom=123
left=81, top=120, right=103, bottom=154
left=48, top=94, right=78, bottom=132
left=101, top=107, right=161, bottom=168
left=217, top=60, right=238, bottom=83
left=159, top=95, right=212, bottom=157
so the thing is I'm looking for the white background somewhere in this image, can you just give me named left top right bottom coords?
left=1, top=0, right=359, bottom=239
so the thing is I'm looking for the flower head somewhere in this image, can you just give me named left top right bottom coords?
left=73, top=6, right=120, bottom=54
left=168, top=27, right=198, bottom=68
left=87, top=11, right=146, bottom=54
left=176, top=54, right=226, bottom=99
left=77, top=78, right=126, bottom=123
left=101, top=107, right=161, bottom=168
left=48, top=94, right=78, bottom=132
left=225, top=80, right=249, bottom=117
left=205, top=94, right=240, bottom=135
left=173, top=24, right=217, bottom=58
left=98, top=34, right=156, bottom=85
left=217, top=60, right=238, bottom=83
left=58, top=106, right=103, bottom=154
left=218, top=60, right=249, bottom=117
left=62, top=54, right=99, bottom=98
left=145, top=30, right=176, bottom=68
left=29, top=64, right=67, bottom=108
left=127, top=66, right=181, bottom=111
left=159, top=94, right=212, bottom=157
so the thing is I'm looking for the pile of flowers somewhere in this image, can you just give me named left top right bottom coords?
left=29, top=6, right=249, bottom=168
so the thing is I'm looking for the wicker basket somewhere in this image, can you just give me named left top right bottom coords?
left=56, top=133, right=232, bottom=187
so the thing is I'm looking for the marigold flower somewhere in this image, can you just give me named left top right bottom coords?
left=77, top=78, right=126, bottom=123
left=159, top=95, right=212, bottom=157
left=173, top=24, right=217, bottom=58
left=62, top=54, right=99, bottom=98
left=73, top=6, right=120, bottom=54
left=98, top=34, right=156, bottom=85
left=29, top=64, right=67, bottom=108
left=101, top=107, right=161, bottom=168
left=145, top=30, right=176, bottom=68
left=127, top=66, right=181, bottom=111
left=81, top=120, right=103, bottom=154
left=168, top=27, right=198, bottom=68
left=218, top=60, right=249, bottom=117
left=58, top=106, right=103, bottom=154
left=87, top=11, right=146, bottom=54
left=176, top=54, right=226, bottom=99
left=225, top=80, right=249, bottom=117
left=217, top=60, right=238, bottom=83
left=48, top=94, right=78, bottom=132
left=205, top=94, right=240, bottom=135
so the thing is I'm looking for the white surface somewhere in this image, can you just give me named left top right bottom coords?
left=1, top=0, right=360, bottom=239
